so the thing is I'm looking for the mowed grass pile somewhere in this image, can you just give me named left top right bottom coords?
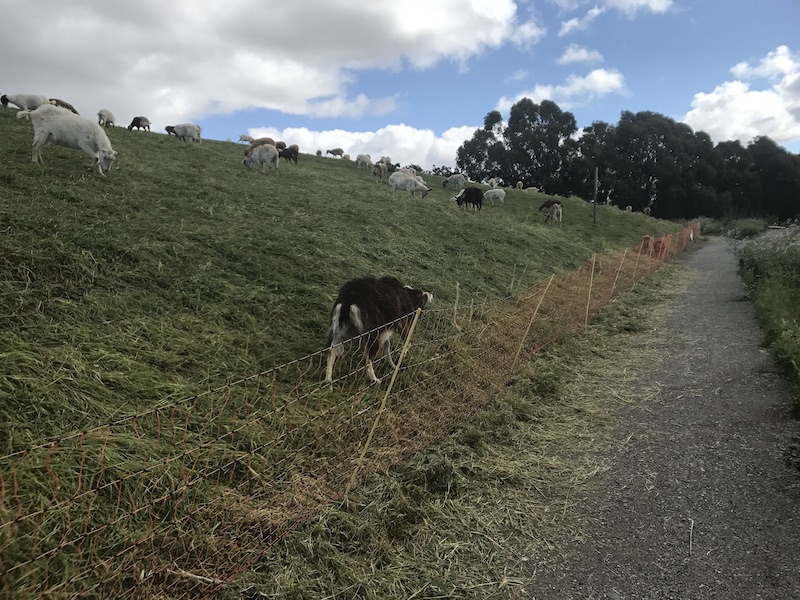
left=0, top=106, right=678, bottom=443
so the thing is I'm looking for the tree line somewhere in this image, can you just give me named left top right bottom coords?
left=443, top=98, right=800, bottom=221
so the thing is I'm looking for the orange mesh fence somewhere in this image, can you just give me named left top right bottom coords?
left=0, top=223, right=699, bottom=598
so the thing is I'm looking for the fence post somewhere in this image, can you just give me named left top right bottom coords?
left=511, top=274, right=554, bottom=372
left=344, top=308, right=423, bottom=500
left=610, top=248, right=628, bottom=297
left=585, top=254, right=596, bottom=328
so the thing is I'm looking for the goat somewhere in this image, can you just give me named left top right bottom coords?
left=17, top=104, right=117, bottom=175
left=165, top=125, right=177, bottom=136
left=326, top=148, right=344, bottom=157
left=483, top=188, right=506, bottom=206
left=49, top=98, right=79, bottom=114
left=1, top=94, right=50, bottom=111
left=127, top=116, right=151, bottom=131
left=278, top=144, right=299, bottom=164
left=356, top=154, right=373, bottom=169
left=324, top=275, right=433, bottom=385
left=545, top=203, right=562, bottom=225
left=244, top=137, right=275, bottom=156
left=97, top=109, right=115, bottom=128
left=372, top=163, right=383, bottom=183
left=170, top=123, right=202, bottom=143
left=443, top=173, right=466, bottom=190
left=238, top=134, right=254, bottom=144
left=388, top=172, right=431, bottom=198
left=452, top=187, right=482, bottom=212
left=243, top=143, right=279, bottom=174
left=516, top=181, right=524, bottom=189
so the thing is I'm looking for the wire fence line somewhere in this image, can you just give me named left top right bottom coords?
left=0, top=223, right=700, bottom=599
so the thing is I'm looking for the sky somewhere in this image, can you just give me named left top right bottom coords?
left=2, top=0, right=799, bottom=170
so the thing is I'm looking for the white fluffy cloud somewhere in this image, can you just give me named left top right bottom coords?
left=556, top=44, right=605, bottom=65
left=0, top=0, right=533, bottom=128
left=249, top=124, right=479, bottom=171
left=683, top=46, right=800, bottom=148
left=496, top=69, right=627, bottom=112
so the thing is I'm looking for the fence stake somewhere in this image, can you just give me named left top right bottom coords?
left=610, top=248, right=628, bottom=296
left=511, top=274, right=554, bottom=372
left=344, top=308, right=423, bottom=501
left=453, top=282, right=460, bottom=330
left=585, top=254, right=596, bottom=328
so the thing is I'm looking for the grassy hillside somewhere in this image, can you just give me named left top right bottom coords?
left=0, top=106, right=679, bottom=443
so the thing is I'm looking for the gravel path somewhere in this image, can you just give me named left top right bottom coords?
left=527, top=236, right=800, bottom=600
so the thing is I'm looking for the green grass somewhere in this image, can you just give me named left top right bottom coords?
left=737, top=228, right=800, bottom=403
left=0, top=106, right=679, bottom=441
left=0, top=106, right=685, bottom=598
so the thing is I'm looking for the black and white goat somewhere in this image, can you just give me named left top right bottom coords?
left=452, top=187, right=483, bottom=212
left=324, top=276, right=433, bottom=385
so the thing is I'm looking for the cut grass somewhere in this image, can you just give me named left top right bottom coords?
left=0, top=105, right=686, bottom=598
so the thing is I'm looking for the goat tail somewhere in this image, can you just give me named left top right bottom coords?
left=349, top=304, right=364, bottom=333
left=16, top=110, right=31, bottom=121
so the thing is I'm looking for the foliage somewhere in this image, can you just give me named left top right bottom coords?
left=737, top=227, right=800, bottom=410
left=727, top=218, right=768, bottom=239
left=456, top=99, right=800, bottom=222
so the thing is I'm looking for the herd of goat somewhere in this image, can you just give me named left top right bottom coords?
left=1, top=91, right=564, bottom=222
left=3, top=91, right=571, bottom=387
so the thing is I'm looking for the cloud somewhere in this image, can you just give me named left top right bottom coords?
left=556, top=44, right=604, bottom=65
left=601, top=0, right=673, bottom=14
left=558, top=6, right=606, bottom=36
left=683, top=46, right=800, bottom=147
left=495, top=68, right=627, bottom=112
left=557, top=0, right=672, bottom=36
left=0, top=0, right=533, bottom=129
left=248, top=123, right=478, bottom=171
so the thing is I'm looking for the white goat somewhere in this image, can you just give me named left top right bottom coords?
left=242, top=143, right=279, bottom=174
left=388, top=172, right=431, bottom=198
left=172, top=123, right=202, bottom=143
left=487, top=177, right=500, bottom=189
left=17, top=104, right=117, bottom=175
left=238, top=134, right=254, bottom=144
left=356, top=154, right=373, bottom=169
left=2, top=94, right=50, bottom=111
left=443, top=173, right=466, bottom=190
left=483, top=188, right=506, bottom=206
left=97, top=109, right=115, bottom=128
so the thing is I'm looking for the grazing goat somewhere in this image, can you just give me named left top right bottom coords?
left=443, top=173, right=466, bottom=190
left=324, top=275, right=433, bottom=385
left=372, top=163, right=383, bottom=183
left=17, top=104, right=117, bottom=175
left=49, top=98, right=79, bottom=114
left=170, top=123, right=202, bottom=143
left=97, top=109, right=115, bottom=128
left=244, top=137, right=275, bottom=156
left=243, top=143, right=279, bottom=174
left=388, top=172, right=431, bottom=198
left=538, top=199, right=561, bottom=212
left=452, top=187, right=482, bottom=212
left=483, top=188, right=505, bottom=206
left=545, top=203, right=562, bottom=225
left=238, top=134, right=254, bottom=144
left=326, top=148, right=344, bottom=157
left=356, top=154, right=373, bottom=169
left=2, top=93, right=50, bottom=111
left=516, top=181, right=524, bottom=189
left=127, top=116, right=151, bottom=131
left=487, top=177, right=500, bottom=189
left=278, top=144, right=299, bottom=164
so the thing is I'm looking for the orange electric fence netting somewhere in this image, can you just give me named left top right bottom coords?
left=0, top=223, right=699, bottom=599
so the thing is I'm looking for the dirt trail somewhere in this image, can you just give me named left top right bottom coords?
left=527, top=236, right=800, bottom=600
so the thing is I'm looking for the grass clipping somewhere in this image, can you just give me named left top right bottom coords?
left=224, top=263, right=687, bottom=599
